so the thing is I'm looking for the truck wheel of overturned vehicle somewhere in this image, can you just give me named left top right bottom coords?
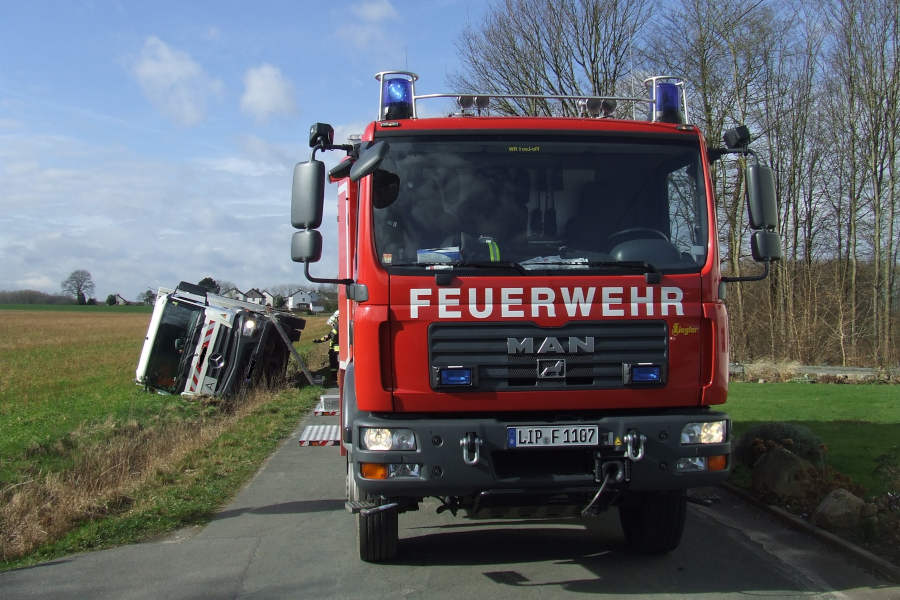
left=348, top=457, right=398, bottom=562
left=618, top=490, right=686, bottom=555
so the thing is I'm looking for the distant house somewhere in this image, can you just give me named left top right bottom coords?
left=262, top=290, right=275, bottom=307
left=287, top=289, right=319, bottom=311
left=222, top=287, right=246, bottom=301
left=244, top=288, right=265, bottom=305
left=115, top=294, right=130, bottom=305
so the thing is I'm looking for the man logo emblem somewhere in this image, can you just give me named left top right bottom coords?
left=537, top=359, right=566, bottom=379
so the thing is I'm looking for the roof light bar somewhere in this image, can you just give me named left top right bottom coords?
left=371, top=71, right=691, bottom=124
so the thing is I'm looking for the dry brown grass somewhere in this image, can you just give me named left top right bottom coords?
left=0, top=387, right=278, bottom=562
left=738, top=360, right=804, bottom=383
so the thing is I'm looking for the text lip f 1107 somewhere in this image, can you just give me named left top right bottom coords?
left=507, top=425, right=601, bottom=448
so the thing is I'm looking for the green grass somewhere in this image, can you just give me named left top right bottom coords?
left=726, top=382, right=899, bottom=495
left=0, top=309, right=326, bottom=569
left=0, top=310, right=159, bottom=485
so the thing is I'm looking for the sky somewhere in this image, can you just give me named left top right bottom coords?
left=0, top=0, right=487, bottom=300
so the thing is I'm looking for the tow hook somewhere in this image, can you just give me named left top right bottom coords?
left=623, top=430, right=647, bottom=461
left=460, top=432, right=482, bottom=466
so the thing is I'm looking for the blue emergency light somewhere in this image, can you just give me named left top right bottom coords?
left=647, top=76, right=685, bottom=124
left=439, top=367, right=473, bottom=386
left=382, top=76, right=414, bottom=120
left=631, top=364, right=662, bottom=383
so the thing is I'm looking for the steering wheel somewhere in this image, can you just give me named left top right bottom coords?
left=607, top=227, right=669, bottom=245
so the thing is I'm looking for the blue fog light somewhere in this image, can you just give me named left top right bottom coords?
left=632, top=365, right=661, bottom=383
left=440, top=367, right=472, bottom=386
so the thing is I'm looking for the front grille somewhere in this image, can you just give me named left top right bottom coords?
left=429, top=321, right=667, bottom=391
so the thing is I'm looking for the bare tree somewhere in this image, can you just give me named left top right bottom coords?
left=61, top=270, right=95, bottom=304
left=451, top=0, right=651, bottom=116
left=827, top=0, right=900, bottom=366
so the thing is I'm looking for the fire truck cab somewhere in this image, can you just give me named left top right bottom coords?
left=291, top=72, right=780, bottom=561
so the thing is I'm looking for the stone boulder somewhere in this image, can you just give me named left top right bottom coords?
left=751, top=447, right=816, bottom=499
left=811, top=488, right=864, bottom=533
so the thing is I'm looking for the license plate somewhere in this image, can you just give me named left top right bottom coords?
left=507, top=425, right=599, bottom=448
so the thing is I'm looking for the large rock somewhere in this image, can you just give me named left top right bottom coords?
left=811, top=488, right=864, bottom=532
left=751, top=447, right=816, bottom=499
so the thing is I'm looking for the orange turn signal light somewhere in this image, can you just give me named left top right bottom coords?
left=708, top=455, right=727, bottom=472
left=360, top=462, right=388, bottom=479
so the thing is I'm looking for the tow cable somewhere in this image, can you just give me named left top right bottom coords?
left=581, top=468, right=613, bottom=518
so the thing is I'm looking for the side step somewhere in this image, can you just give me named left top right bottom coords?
left=298, top=424, right=340, bottom=446
left=314, top=394, right=339, bottom=416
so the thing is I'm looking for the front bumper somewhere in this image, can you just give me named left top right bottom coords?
left=350, top=410, right=731, bottom=499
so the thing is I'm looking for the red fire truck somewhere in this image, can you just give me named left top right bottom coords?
left=291, top=71, right=780, bottom=561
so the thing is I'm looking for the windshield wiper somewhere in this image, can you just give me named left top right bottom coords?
left=454, top=260, right=529, bottom=275
left=389, top=261, right=528, bottom=274
left=527, top=259, right=662, bottom=282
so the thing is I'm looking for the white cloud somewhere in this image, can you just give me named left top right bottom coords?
left=350, top=0, right=398, bottom=21
left=240, top=64, right=297, bottom=122
left=132, top=36, right=223, bottom=125
left=337, top=0, right=401, bottom=51
left=0, top=128, right=342, bottom=300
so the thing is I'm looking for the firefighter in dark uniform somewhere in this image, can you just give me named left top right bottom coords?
left=314, top=311, right=339, bottom=373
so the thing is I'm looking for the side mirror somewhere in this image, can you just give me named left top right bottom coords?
left=745, top=164, right=778, bottom=230
left=751, top=230, right=782, bottom=262
left=291, top=160, right=325, bottom=229
left=291, top=230, right=323, bottom=263
left=349, top=141, right=389, bottom=182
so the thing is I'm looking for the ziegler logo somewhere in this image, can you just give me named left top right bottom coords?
left=507, top=336, right=595, bottom=354
left=672, top=323, right=699, bottom=336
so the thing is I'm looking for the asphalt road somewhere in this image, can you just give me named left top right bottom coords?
left=1, top=409, right=897, bottom=600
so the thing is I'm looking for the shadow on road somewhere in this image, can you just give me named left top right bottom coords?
left=211, top=498, right=344, bottom=521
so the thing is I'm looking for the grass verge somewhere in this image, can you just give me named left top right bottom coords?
left=726, top=381, right=900, bottom=566
left=1, top=385, right=321, bottom=571
left=726, top=382, right=899, bottom=495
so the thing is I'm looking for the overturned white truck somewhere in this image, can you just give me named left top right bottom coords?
left=136, top=282, right=311, bottom=397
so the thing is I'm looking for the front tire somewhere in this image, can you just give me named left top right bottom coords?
left=618, top=490, right=686, bottom=554
left=347, top=457, right=398, bottom=562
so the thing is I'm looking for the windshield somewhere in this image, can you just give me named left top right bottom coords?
left=372, top=135, right=708, bottom=272
left=144, top=299, right=204, bottom=393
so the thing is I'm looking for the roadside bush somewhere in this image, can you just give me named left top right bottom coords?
left=734, top=422, right=826, bottom=469
left=737, top=360, right=802, bottom=382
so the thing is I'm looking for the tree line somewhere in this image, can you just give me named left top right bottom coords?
left=453, top=0, right=899, bottom=366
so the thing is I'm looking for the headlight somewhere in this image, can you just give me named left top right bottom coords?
left=360, top=427, right=417, bottom=451
left=242, top=318, right=257, bottom=337
left=681, top=421, right=727, bottom=445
